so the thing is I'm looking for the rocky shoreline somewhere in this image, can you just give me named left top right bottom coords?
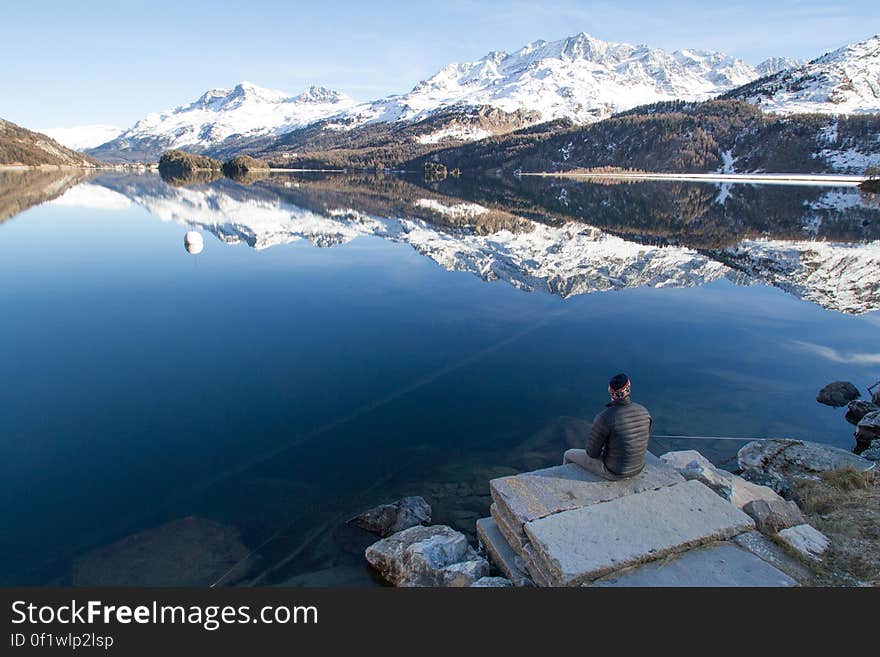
left=355, top=378, right=879, bottom=587
left=356, top=439, right=875, bottom=587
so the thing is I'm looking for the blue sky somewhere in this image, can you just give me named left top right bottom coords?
left=1, top=0, right=876, bottom=128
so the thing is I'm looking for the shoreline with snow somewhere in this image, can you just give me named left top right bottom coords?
left=523, top=171, right=868, bottom=186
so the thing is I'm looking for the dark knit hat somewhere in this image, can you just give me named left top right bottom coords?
left=609, top=373, right=630, bottom=391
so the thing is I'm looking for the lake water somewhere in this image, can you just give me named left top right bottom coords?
left=1, top=170, right=878, bottom=586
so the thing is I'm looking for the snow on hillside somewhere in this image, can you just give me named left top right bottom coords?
left=721, top=238, right=880, bottom=315
left=735, top=34, right=880, bottom=114
left=39, top=124, right=122, bottom=151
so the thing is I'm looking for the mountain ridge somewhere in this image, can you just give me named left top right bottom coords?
left=77, top=31, right=880, bottom=167
left=87, top=31, right=773, bottom=163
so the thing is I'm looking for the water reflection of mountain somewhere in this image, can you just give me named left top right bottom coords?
left=0, top=169, right=94, bottom=223
left=436, top=174, right=880, bottom=248
left=83, top=172, right=879, bottom=314
left=6, top=170, right=879, bottom=314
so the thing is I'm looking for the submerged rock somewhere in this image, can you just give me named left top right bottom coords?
left=71, top=516, right=252, bottom=586
left=776, top=524, right=830, bottom=562
left=365, top=525, right=489, bottom=587
left=737, top=439, right=874, bottom=483
left=742, top=498, right=806, bottom=535
left=816, top=381, right=860, bottom=407
left=659, top=450, right=782, bottom=509
left=349, top=496, right=431, bottom=538
left=845, top=400, right=879, bottom=426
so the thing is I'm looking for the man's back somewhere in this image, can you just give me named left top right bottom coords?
left=587, top=399, right=652, bottom=477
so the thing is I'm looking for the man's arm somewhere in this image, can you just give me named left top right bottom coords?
left=586, top=413, right=610, bottom=459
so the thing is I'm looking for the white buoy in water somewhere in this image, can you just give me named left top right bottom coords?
left=184, top=231, right=204, bottom=255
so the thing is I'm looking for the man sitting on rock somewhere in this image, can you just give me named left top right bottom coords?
left=563, top=373, right=652, bottom=480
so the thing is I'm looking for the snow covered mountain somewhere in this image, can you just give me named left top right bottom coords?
left=755, top=57, right=805, bottom=77
left=728, top=34, right=880, bottom=114
left=334, top=32, right=760, bottom=128
left=38, top=124, right=122, bottom=151
left=88, top=82, right=356, bottom=162
left=89, top=32, right=766, bottom=162
left=83, top=32, right=879, bottom=165
left=84, top=174, right=880, bottom=314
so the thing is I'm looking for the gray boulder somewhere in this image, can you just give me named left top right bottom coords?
left=874, top=387, right=880, bottom=406
left=739, top=469, right=792, bottom=498
left=742, top=498, right=806, bottom=535
left=777, top=524, right=830, bottom=562
left=845, top=400, right=879, bottom=426
left=365, top=525, right=489, bottom=587
left=349, top=496, right=431, bottom=538
left=470, top=576, right=513, bottom=587
left=855, top=411, right=880, bottom=454
left=816, top=381, right=860, bottom=407
left=659, top=450, right=782, bottom=509
left=861, top=439, right=880, bottom=462
left=738, top=439, right=874, bottom=483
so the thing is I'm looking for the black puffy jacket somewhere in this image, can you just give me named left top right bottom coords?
left=586, top=398, right=652, bottom=477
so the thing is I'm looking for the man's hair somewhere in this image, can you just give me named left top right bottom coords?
left=609, top=373, right=629, bottom=391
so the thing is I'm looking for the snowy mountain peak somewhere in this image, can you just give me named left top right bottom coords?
left=294, top=85, right=350, bottom=104
left=351, top=31, right=762, bottom=128
left=728, top=33, right=880, bottom=115
left=756, top=57, right=805, bottom=77
left=89, top=81, right=356, bottom=161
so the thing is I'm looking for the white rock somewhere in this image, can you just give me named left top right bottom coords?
left=365, top=525, right=490, bottom=587
left=659, top=450, right=783, bottom=509
left=737, top=439, right=874, bottom=478
left=776, top=524, right=830, bottom=562
left=523, top=480, right=756, bottom=586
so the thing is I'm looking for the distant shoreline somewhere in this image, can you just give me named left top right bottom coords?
left=522, top=171, right=867, bottom=186
left=0, top=164, right=149, bottom=172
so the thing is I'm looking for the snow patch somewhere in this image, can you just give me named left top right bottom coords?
left=416, top=126, right=492, bottom=144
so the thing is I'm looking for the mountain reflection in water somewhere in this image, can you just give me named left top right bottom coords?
left=54, top=170, right=880, bottom=315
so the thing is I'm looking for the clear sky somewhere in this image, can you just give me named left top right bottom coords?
left=1, top=0, right=877, bottom=129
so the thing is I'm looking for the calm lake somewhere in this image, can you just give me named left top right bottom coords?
left=1, top=169, right=878, bottom=586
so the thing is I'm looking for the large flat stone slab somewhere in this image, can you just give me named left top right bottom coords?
left=490, top=457, right=684, bottom=544
left=490, top=503, right=525, bottom=555
left=592, top=543, right=797, bottom=587
left=522, top=544, right=552, bottom=587
left=476, top=517, right=530, bottom=586
left=733, top=531, right=814, bottom=585
left=523, top=480, right=756, bottom=586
